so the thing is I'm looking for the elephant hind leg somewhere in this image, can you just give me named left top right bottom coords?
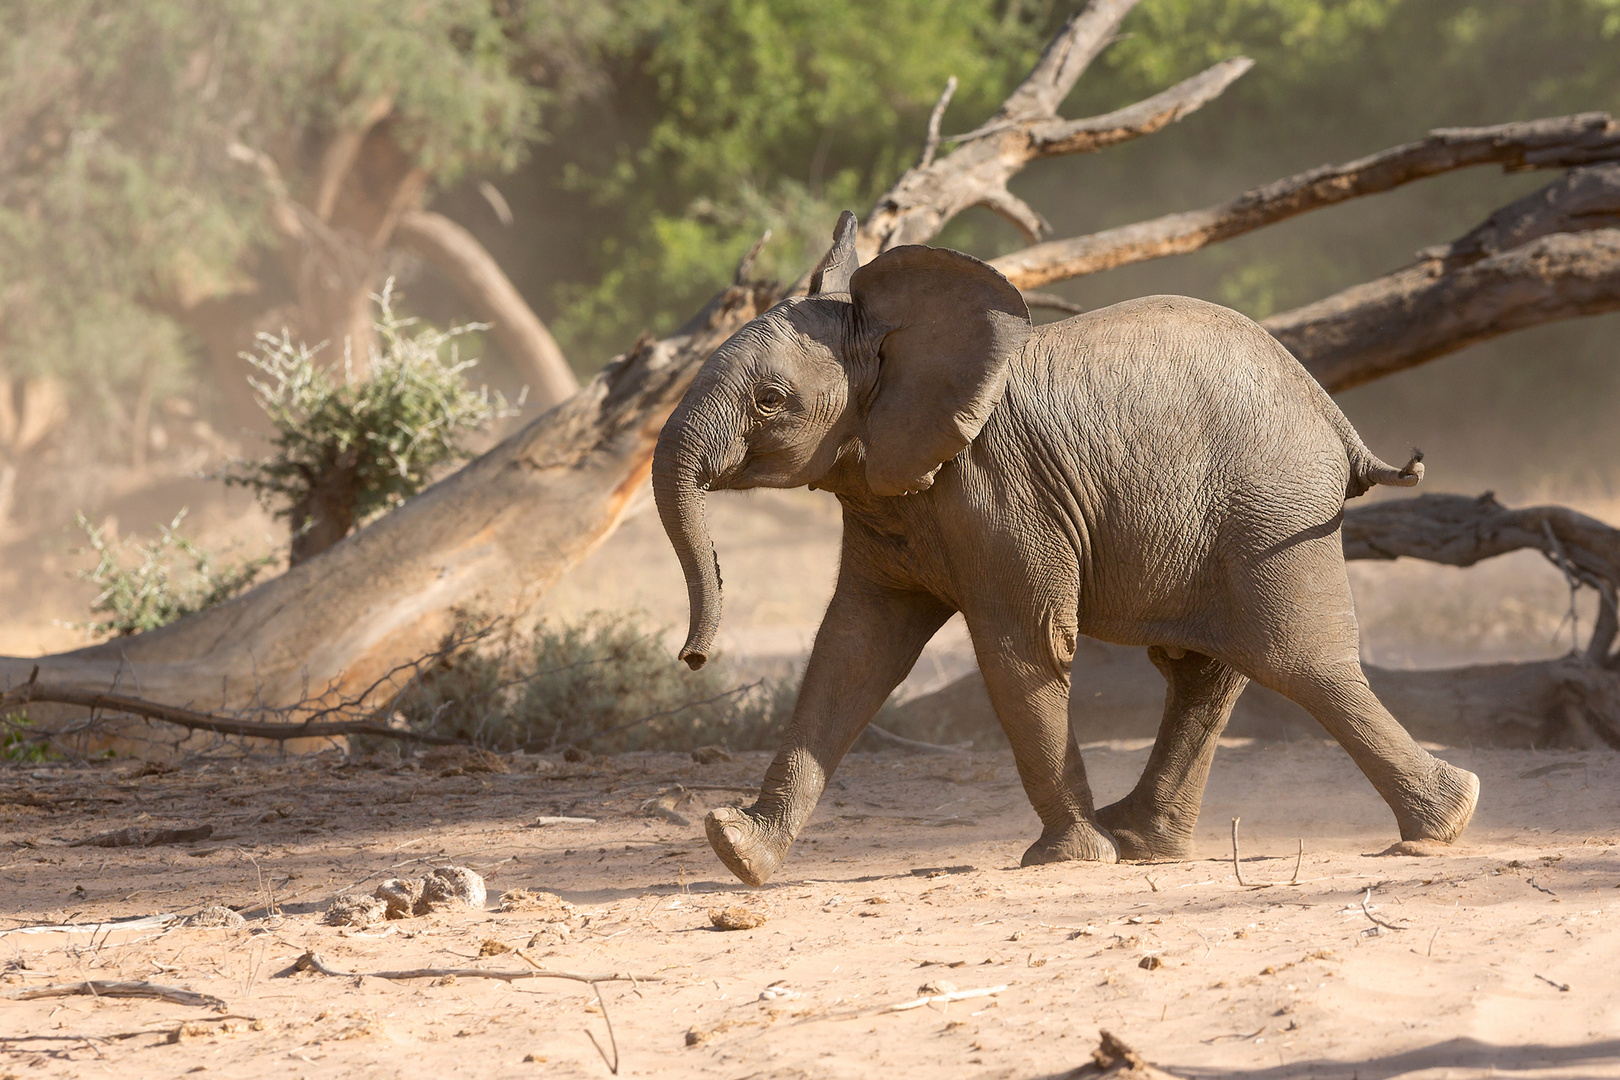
left=1095, top=647, right=1248, bottom=861
left=1218, top=531, right=1479, bottom=845
left=1270, top=655, right=1478, bottom=843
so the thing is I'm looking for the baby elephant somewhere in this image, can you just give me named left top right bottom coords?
left=653, top=211, right=1478, bottom=886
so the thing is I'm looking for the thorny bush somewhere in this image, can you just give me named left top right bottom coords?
left=74, top=508, right=275, bottom=638
left=222, top=282, right=521, bottom=560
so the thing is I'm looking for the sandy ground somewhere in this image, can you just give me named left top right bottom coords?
left=3, top=739, right=1618, bottom=1079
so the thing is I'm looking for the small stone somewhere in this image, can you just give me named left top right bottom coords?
left=709, top=906, right=767, bottom=931
left=1139, top=955, right=1163, bottom=971
left=691, top=745, right=734, bottom=764
left=562, top=746, right=590, bottom=763
left=478, top=938, right=511, bottom=958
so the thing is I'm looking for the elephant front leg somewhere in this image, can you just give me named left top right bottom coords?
left=1095, top=647, right=1249, bottom=861
left=974, top=640, right=1118, bottom=867
left=706, top=581, right=952, bottom=886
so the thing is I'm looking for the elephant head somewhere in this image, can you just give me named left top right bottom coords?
left=652, top=211, right=1032, bottom=669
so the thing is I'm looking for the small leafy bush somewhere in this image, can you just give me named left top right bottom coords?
left=223, top=282, right=520, bottom=561
left=1, top=712, right=55, bottom=763
left=382, top=614, right=797, bottom=755
left=74, top=509, right=274, bottom=637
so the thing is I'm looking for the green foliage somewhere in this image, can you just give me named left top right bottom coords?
left=385, top=615, right=797, bottom=754
left=542, top=0, right=1064, bottom=363
left=74, top=509, right=274, bottom=637
left=222, top=284, right=518, bottom=529
left=0, top=0, right=606, bottom=446
left=1, top=712, right=56, bottom=764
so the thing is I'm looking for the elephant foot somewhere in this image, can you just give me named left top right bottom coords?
left=705, top=806, right=789, bottom=887
left=1395, top=759, right=1480, bottom=845
left=1020, top=819, right=1119, bottom=868
left=1094, top=800, right=1195, bottom=862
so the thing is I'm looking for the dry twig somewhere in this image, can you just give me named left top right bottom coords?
left=1360, top=889, right=1408, bottom=931
left=288, top=950, right=659, bottom=985
left=1229, top=819, right=1305, bottom=888
left=3, top=980, right=226, bottom=1010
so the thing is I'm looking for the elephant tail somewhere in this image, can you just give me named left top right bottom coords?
left=1347, top=446, right=1424, bottom=498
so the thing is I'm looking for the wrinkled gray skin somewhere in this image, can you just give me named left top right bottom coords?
left=653, top=212, right=1479, bottom=887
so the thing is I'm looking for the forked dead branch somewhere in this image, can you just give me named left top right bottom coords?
left=3, top=0, right=1618, bottom=752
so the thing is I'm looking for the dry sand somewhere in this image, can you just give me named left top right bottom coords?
left=3, top=739, right=1617, bottom=1078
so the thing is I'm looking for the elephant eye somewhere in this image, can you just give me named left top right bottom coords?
left=754, top=385, right=788, bottom=412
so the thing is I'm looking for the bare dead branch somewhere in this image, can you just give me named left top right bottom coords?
left=1360, top=890, right=1408, bottom=931
left=1080, top=1030, right=1191, bottom=1080
left=916, top=76, right=957, bottom=170
left=393, top=209, right=578, bottom=408
left=1275, top=228, right=1620, bottom=392
left=3, top=981, right=226, bottom=1010
left=312, top=95, right=395, bottom=223
left=1344, top=493, right=1620, bottom=582
left=1021, top=57, right=1257, bottom=157
left=860, top=0, right=1249, bottom=254
left=0, top=683, right=472, bottom=746
left=732, top=229, right=773, bottom=285
left=995, top=0, right=1141, bottom=124
left=977, top=186, right=1051, bottom=244
left=1343, top=491, right=1620, bottom=664
left=1022, top=291, right=1086, bottom=314
left=993, top=113, right=1620, bottom=288
left=290, top=950, right=658, bottom=985
left=1420, top=163, right=1620, bottom=265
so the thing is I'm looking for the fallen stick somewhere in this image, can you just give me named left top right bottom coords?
left=0, top=683, right=472, bottom=747
left=1230, top=817, right=1250, bottom=887
left=883, top=984, right=1007, bottom=1012
left=0, top=914, right=178, bottom=938
left=1230, top=818, right=1304, bottom=888
left=858, top=723, right=971, bottom=755
left=3, top=980, right=225, bottom=1010
left=288, top=950, right=660, bottom=985
left=1360, top=889, right=1408, bottom=931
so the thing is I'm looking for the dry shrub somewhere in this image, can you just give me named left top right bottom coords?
left=378, top=613, right=796, bottom=754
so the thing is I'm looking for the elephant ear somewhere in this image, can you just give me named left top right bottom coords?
left=807, top=210, right=859, bottom=296
left=851, top=245, right=1031, bottom=496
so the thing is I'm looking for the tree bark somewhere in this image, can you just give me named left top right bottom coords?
left=1276, top=228, right=1620, bottom=391
left=991, top=113, right=1620, bottom=289
left=393, top=209, right=580, bottom=408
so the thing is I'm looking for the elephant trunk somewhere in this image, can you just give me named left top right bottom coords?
left=652, top=413, right=723, bottom=670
